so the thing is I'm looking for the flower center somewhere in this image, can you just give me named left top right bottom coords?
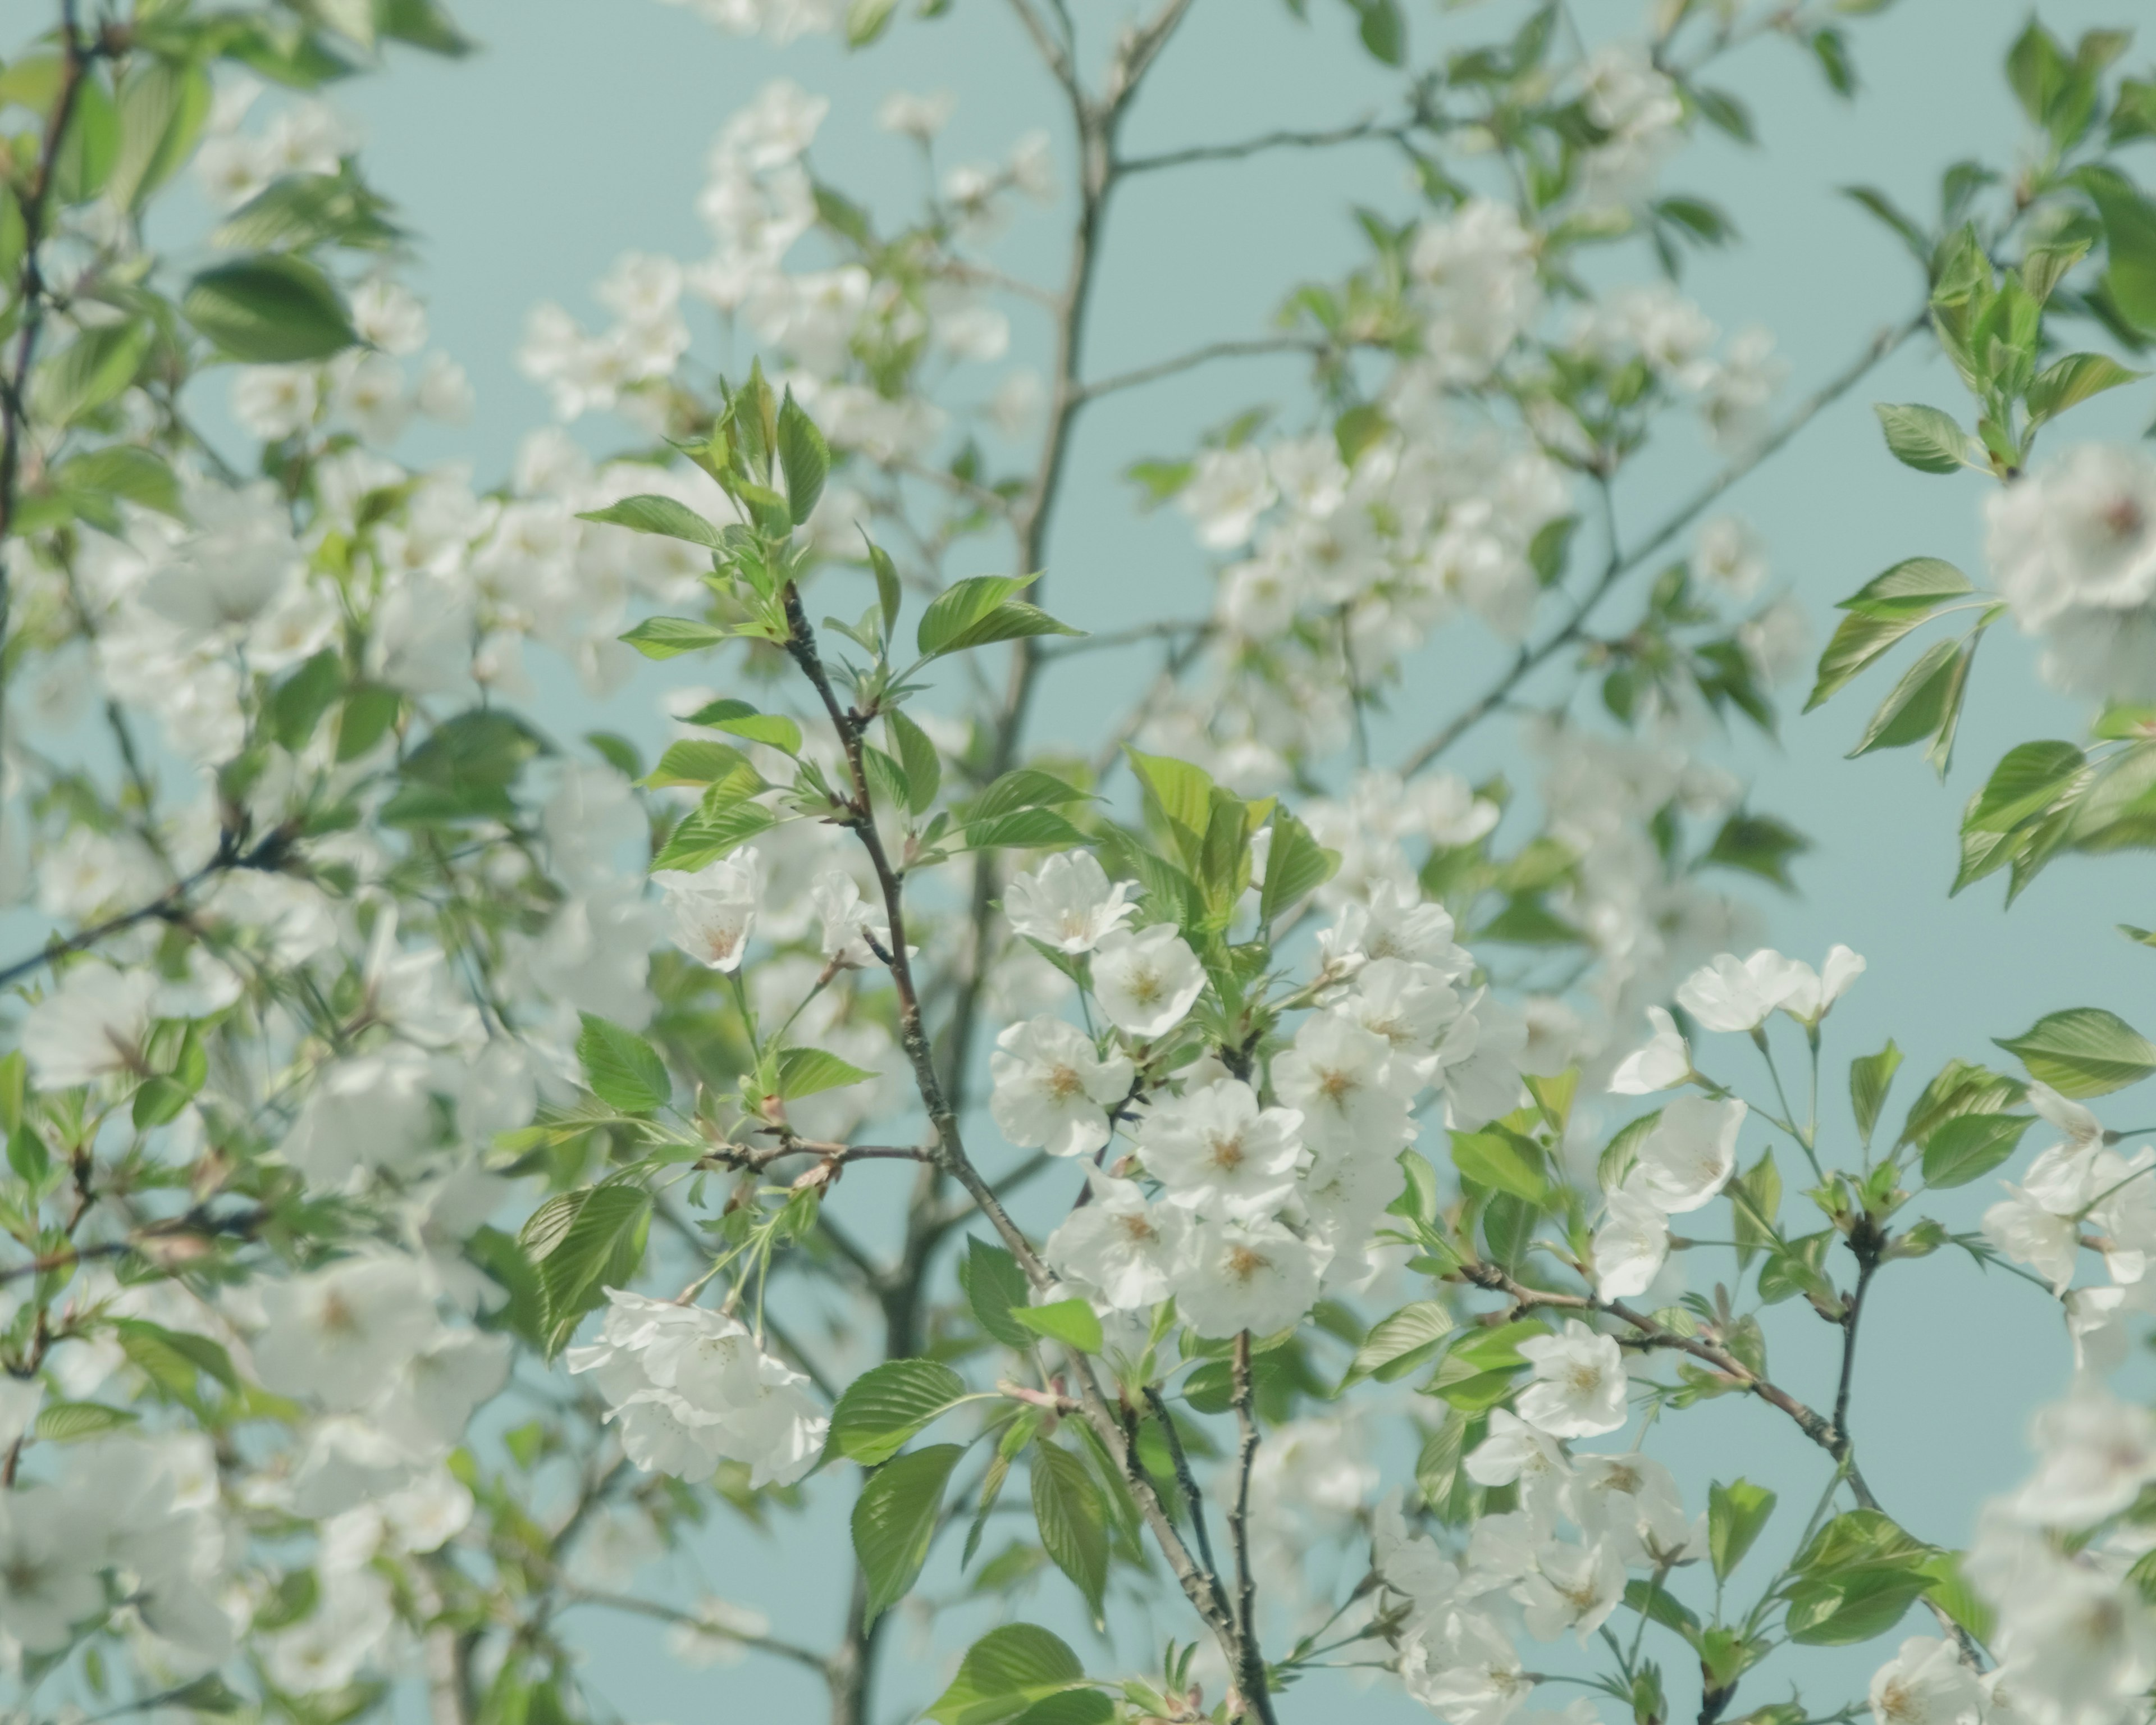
left=1226, top=1245, right=1269, bottom=1283
left=1044, top=1063, right=1085, bottom=1103
left=1208, top=1131, right=1246, bottom=1172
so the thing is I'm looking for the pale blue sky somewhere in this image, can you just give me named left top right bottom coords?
left=332, top=2, right=2156, bottom=1719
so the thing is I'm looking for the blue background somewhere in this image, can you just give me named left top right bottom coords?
left=325, top=1, right=2155, bottom=1718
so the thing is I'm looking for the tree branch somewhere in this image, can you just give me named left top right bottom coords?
left=1399, top=306, right=1929, bottom=775
left=1122, top=115, right=1409, bottom=175
left=1075, top=335, right=1330, bottom=405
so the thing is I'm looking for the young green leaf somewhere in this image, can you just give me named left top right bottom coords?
left=1011, top=1299, right=1104, bottom=1354
left=1996, top=1007, right=2156, bottom=1097
left=182, top=254, right=357, bottom=362
left=1873, top=403, right=1971, bottom=473
left=1030, top=1440, right=1109, bottom=1620
left=774, top=1046, right=878, bottom=1100
left=1709, top=1478, right=1778, bottom=1581
left=924, top=1623, right=1087, bottom=1725
left=1341, top=1300, right=1454, bottom=1389
left=576, top=1014, right=671, bottom=1113
left=1920, top=1112, right=2035, bottom=1188
left=1848, top=1041, right=1903, bottom=1146
left=1846, top=638, right=1962, bottom=759
left=829, top=1360, right=970, bottom=1465
left=579, top=495, right=727, bottom=550
left=962, top=1239, right=1035, bottom=1350
left=621, top=617, right=728, bottom=660
left=2026, top=353, right=2145, bottom=427
left=853, top=1443, right=965, bottom=1623
left=777, top=390, right=829, bottom=524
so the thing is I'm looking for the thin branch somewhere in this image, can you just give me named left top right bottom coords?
left=1399, top=306, right=1929, bottom=775
left=1228, top=1330, right=1280, bottom=1725
left=1075, top=335, right=1330, bottom=405
left=563, top=1587, right=831, bottom=1676
left=1122, top=115, right=1408, bottom=175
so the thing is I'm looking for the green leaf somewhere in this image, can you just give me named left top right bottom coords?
left=109, top=61, right=209, bottom=212
left=1966, top=741, right=2089, bottom=833
left=642, top=740, right=759, bottom=790
left=36, top=321, right=152, bottom=428
left=576, top=1014, right=671, bottom=1114
left=1011, top=1299, right=1104, bottom=1355
left=853, top=1444, right=965, bottom=1623
left=1709, top=1479, right=1778, bottom=1582
left=777, top=391, right=830, bottom=524
left=1450, top=1126, right=1547, bottom=1203
left=775, top=1046, right=878, bottom=1100
left=1848, top=1041, right=1902, bottom=1146
left=958, top=809, right=1089, bottom=852
left=2095, top=183, right=2156, bottom=335
left=1701, top=813, right=1810, bottom=891
left=1920, top=1111, right=2035, bottom=1188
left=651, top=800, right=779, bottom=873
left=888, top=710, right=941, bottom=815
left=868, top=540, right=903, bottom=640
left=1351, top=0, right=1406, bottom=65
left=925, top=1624, right=1087, bottom=1725
left=48, top=445, right=182, bottom=518
left=1997, top=1007, right=2156, bottom=1098
left=847, top=0, right=900, bottom=45
left=1898, top=1060, right=2026, bottom=1149
left=212, top=172, right=403, bottom=252
left=1872, top=403, right=1971, bottom=473
left=962, top=1240, right=1035, bottom=1349
left=523, top=1184, right=652, bottom=1350
left=182, top=254, right=357, bottom=362
left=1624, top=1577, right=1702, bottom=1640
left=1846, top=638, right=1961, bottom=758
left=830, top=1360, right=970, bottom=1465
left=1030, top=1440, right=1109, bottom=1619
left=1840, top=557, right=1974, bottom=618
left=682, top=697, right=802, bottom=754
left=115, top=1317, right=239, bottom=1395
left=1259, top=809, right=1339, bottom=923
left=917, top=576, right=1079, bottom=658
left=1785, top=1567, right=1933, bottom=1645
left=35, top=1401, right=139, bottom=1441
left=1126, top=749, right=1213, bottom=862
left=579, top=495, right=727, bottom=550
left=1341, top=1300, right=1454, bottom=1389
left=1806, top=611, right=1928, bottom=711
left=2026, top=353, right=2145, bottom=427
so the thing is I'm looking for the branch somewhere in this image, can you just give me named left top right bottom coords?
left=1399, top=306, right=1929, bottom=775
left=0, top=0, right=90, bottom=560
left=1075, top=336, right=1331, bottom=405
left=1122, top=115, right=1408, bottom=175
left=562, top=1587, right=831, bottom=1677
left=1227, top=1331, right=1281, bottom=1725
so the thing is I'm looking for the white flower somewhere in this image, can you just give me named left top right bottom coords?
left=253, top=1256, right=442, bottom=1411
left=1274, top=1012, right=1414, bottom=1162
left=1003, top=851, right=1136, bottom=955
left=1870, top=1636, right=1986, bottom=1725
left=1592, top=1186, right=1670, bottom=1299
left=21, top=961, right=160, bottom=1089
left=1989, top=444, right=2156, bottom=700
left=1609, top=1006, right=1692, bottom=1095
left=1983, top=1185, right=2082, bottom=1293
left=1516, top=1536, right=1627, bottom=1641
left=811, top=870, right=888, bottom=969
left=1138, top=1079, right=1305, bottom=1221
left=1044, top=1172, right=1193, bottom=1310
left=1515, top=1319, right=1629, bottom=1438
left=1563, top=1452, right=1696, bottom=1567
left=1779, top=943, right=1867, bottom=1024
left=1632, top=1096, right=1746, bottom=1214
left=1174, top=1217, right=1328, bottom=1338
left=1694, top=514, right=1767, bottom=597
left=876, top=88, right=954, bottom=140
left=2013, top=1389, right=2156, bottom=1527
left=144, top=481, right=305, bottom=635
left=565, top=1290, right=825, bottom=1487
left=1464, top=1408, right=1572, bottom=1520
left=1089, top=922, right=1206, bottom=1039
left=0, top=1485, right=106, bottom=1650
left=988, top=1016, right=1133, bottom=1158
left=282, top=1045, right=438, bottom=1189
left=1180, top=445, right=1277, bottom=550
left=232, top=364, right=321, bottom=439
left=1400, top=1608, right=1532, bottom=1725
left=656, top=848, right=765, bottom=970
left=1675, top=948, right=1810, bottom=1033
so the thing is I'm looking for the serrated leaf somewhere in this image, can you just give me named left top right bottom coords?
left=958, top=809, right=1089, bottom=852
left=1709, top=1478, right=1778, bottom=1581
left=621, top=616, right=728, bottom=660
left=1967, top=741, right=2089, bottom=833
left=579, top=494, right=727, bottom=549
left=1849, top=1042, right=1902, bottom=1146
left=1450, top=1126, right=1547, bottom=1203
left=829, top=1360, right=970, bottom=1465
left=854, top=1443, right=964, bottom=1623
left=2027, top=352, right=2145, bottom=426
left=1847, top=638, right=1961, bottom=757
left=888, top=709, right=940, bottom=815
left=577, top=1014, right=670, bottom=1113
left=642, top=740, right=760, bottom=790
left=1920, top=1111, right=2035, bottom=1188
left=962, top=1239, right=1034, bottom=1349
left=681, top=697, right=802, bottom=754
left=1011, top=1299, right=1103, bottom=1355
left=1997, top=1007, right=2156, bottom=1098
left=35, top=1401, right=140, bottom=1441
left=183, top=254, right=357, bottom=363
left=1030, top=1440, right=1108, bottom=1619
left=1873, top=403, right=1971, bottom=473
left=1342, top=1300, right=1454, bottom=1389
left=777, top=390, right=829, bottom=525
left=775, top=1046, right=878, bottom=1100
left=917, top=575, right=1036, bottom=656
left=1260, top=809, right=1339, bottom=924
left=925, top=1624, right=1086, bottom=1725
left=651, top=800, right=779, bottom=873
